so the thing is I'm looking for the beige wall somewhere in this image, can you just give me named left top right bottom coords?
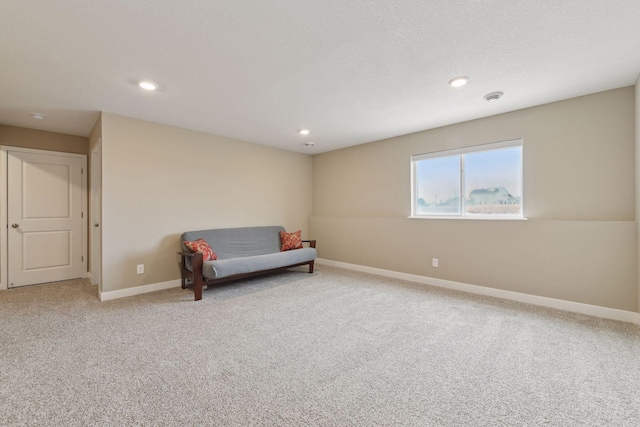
left=89, top=114, right=102, bottom=152
left=0, top=125, right=89, bottom=154
left=100, top=113, right=313, bottom=292
left=311, top=87, right=638, bottom=311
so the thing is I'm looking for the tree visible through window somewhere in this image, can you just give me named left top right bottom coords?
left=412, top=139, right=523, bottom=218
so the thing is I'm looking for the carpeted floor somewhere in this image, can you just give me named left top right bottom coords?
left=1, top=266, right=639, bottom=426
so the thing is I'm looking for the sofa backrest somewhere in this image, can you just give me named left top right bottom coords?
left=182, top=226, right=285, bottom=259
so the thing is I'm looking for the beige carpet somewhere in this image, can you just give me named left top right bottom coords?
left=1, top=267, right=639, bottom=426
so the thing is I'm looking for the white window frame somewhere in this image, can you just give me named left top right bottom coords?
left=410, top=138, right=524, bottom=219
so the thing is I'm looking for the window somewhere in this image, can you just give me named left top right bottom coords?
left=411, top=139, right=523, bottom=218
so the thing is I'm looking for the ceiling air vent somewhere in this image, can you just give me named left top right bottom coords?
left=484, top=92, right=504, bottom=103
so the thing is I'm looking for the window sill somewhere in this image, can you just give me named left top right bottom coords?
left=408, top=216, right=528, bottom=221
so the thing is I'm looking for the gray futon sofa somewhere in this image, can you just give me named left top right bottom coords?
left=179, top=226, right=317, bottom=300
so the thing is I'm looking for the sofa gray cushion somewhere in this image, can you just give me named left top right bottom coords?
left=182, top=226, right=284, bottom=259
left=202, top=247, right=317, bottom=279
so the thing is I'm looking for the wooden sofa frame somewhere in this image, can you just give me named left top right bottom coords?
left=178, top=240, right=316, bottom=301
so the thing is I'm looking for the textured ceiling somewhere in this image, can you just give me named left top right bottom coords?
left=1, top=0, right=640, bottom=154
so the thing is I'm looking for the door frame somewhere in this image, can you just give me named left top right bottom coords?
left=0, top=146, right=88, bottom=291
left=89, top=139, right=102, bottom=291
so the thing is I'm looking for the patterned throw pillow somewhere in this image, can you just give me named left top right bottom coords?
left=183, top=238, right=218, bottom=261
left=280, top=230, right=303, bottom=251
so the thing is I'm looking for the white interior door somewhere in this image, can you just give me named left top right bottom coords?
left=7, top=150, right=86, bottom=288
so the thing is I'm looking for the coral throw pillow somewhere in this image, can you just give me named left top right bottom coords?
left=280, top=230, right=303, bottom=251
left=184, top=238, right=218, bottom=261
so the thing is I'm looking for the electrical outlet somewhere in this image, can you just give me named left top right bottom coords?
left=432, top=258, right=439, bottom=268
left=137, top=264, right=144, bottom=274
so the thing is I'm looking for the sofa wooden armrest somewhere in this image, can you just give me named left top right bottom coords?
left=177, top=251, right=205, bottom=299
left=302, top=240, right=316, bottom=248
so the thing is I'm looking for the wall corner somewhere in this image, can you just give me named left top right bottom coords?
left=635, top=74, right=640, bottom=313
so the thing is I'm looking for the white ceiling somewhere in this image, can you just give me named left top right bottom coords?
left=2, top=0, right=640, bottom=154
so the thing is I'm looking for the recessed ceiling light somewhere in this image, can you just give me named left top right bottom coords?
left=139, top=81, right=157, bottom=91
left=304, top=141, right=315, bottom=147
left=448, top=76, right=469, bottom=87
left=31, top=113, right=45, bottom=120
left=299, top=129, right=310, bottom=135
left=484, top=91, right=504, bottom=103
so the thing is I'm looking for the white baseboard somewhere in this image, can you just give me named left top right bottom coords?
left=316, top=258, right=640, bottom=325
left=99, top=279, right=182, bottom=302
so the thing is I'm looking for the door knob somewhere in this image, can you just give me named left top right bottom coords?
left=11, top=224, right=19, bottom=228
left=94, top=223, right=100, bottom=227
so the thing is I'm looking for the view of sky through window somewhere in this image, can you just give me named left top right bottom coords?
left=416, top=155, right=460, bottom=214
left=464, top=147, right=521, bottom=198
